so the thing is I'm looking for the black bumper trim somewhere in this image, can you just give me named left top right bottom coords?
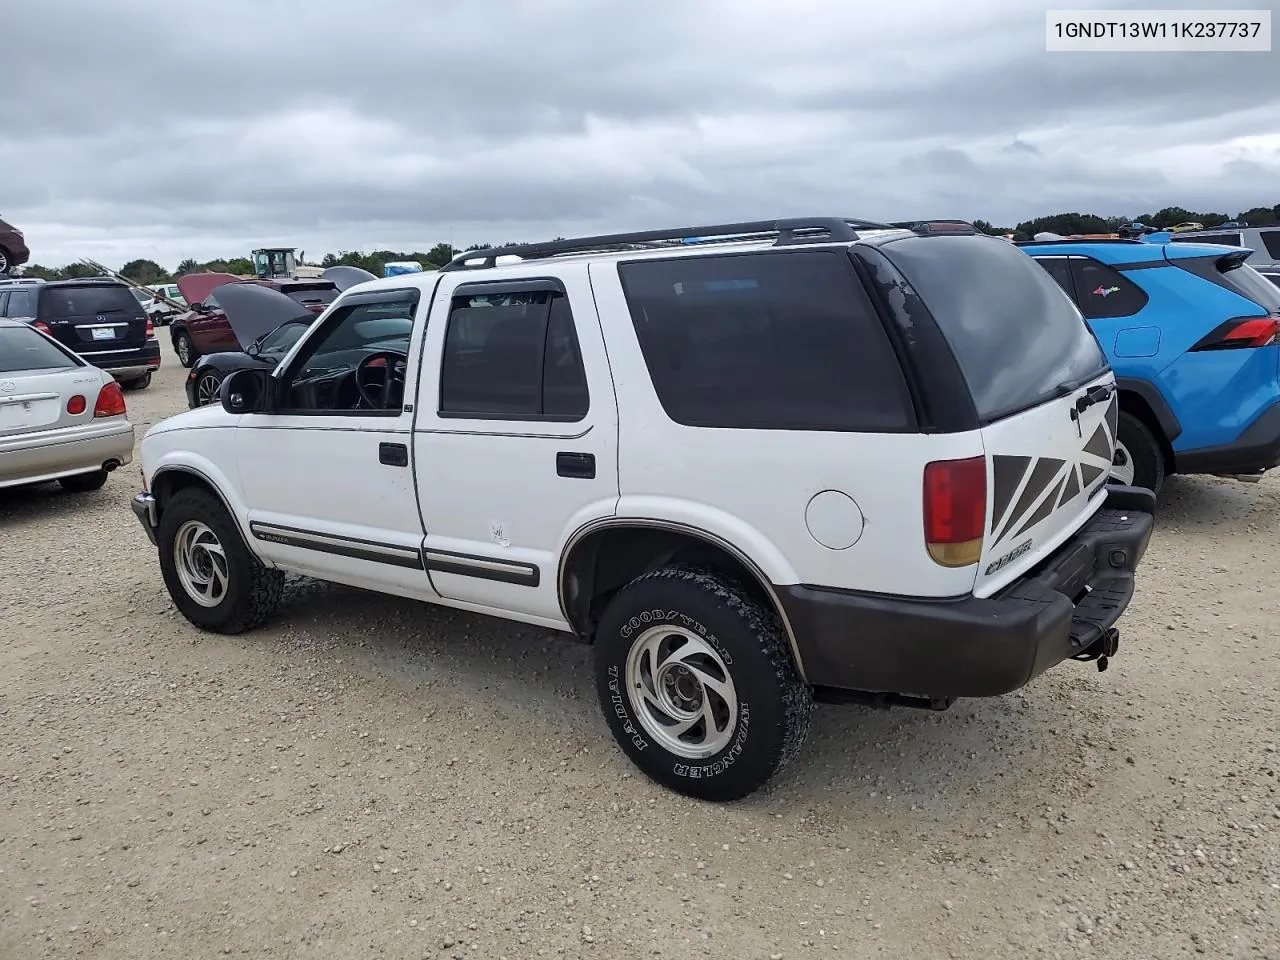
left=132, top=492, right=159, bottom=547
left=779, top=484, right=1155, bottom=699
left=80, top=342, right=162, bottom=371
left=1174, top=401, right=1280, bottom=476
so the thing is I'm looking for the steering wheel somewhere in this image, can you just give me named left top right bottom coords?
left=354, top=351, right=408, bottom=410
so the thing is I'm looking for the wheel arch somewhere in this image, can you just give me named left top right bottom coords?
left=557, top=518, right=808, bottom=682
left=1114, top=378, right=1177, bottom=471
left=150, top=464, right=264, bottom=561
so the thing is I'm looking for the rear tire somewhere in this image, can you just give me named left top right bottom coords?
left=1113, top=410, right=1165, bottom=494
left=0, top=248, right=10, bottom=275
left=122, top=372, right=152, bottom=391
left=592, top=564, right=812, bottom=801
left=174, top=332, right=196, bottom=368
left=157, top=488, right=283, bottom=634
left=59, top=470, right=108, bottom=493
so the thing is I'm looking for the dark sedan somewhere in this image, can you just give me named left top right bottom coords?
left=184, top=316, right=312, bottom=407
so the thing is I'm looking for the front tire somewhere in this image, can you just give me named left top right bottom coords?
left=1112, top=410, right=1165, bottom=494
left=59, top=470, right=108, bottom=493
left=194, top=370, right=223, bottom=406
left=174, top=332, right=196, bottom=368
left=593, top=565, right=811, bottom=801
left=157, top=488, right=283, bottom=634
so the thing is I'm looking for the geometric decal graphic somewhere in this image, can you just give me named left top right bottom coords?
left=988, top=391, right=1119, bottom=548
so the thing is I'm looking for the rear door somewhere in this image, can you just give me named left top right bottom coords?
left=36, top=284, right=148, bottom=359
left=879, top=233, right=1117, bottom=597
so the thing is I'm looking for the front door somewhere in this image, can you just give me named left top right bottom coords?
left=233, top=285, right=437, bottom=601
left=412, top=269, right=619, bottom=626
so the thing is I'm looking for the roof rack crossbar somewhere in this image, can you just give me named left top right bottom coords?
left=439, top=217, right=896, bottom=272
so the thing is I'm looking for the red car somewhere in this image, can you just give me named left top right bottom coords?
left=169, top=273, right=339, bottom=368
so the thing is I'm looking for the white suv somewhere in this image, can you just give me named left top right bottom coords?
left=130, top=218, right=1156, bottom=801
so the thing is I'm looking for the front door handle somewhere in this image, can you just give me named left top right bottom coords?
left=556, top=451, right=595, bottom=479
left=379, top=442, right=408, bottom=467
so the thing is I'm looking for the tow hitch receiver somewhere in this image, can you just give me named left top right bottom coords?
left=1072, top=626, right=1121, bottom=672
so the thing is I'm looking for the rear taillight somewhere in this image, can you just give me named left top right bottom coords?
left=1190, top=315, right=1280, bottom=351
left=93, top=380, right=127, bottom=418
left=923, top=456, right=986, bottom=567
left=66, top=395, right=87, bottom=415
left=33, top=320, right=52, bottom=335
left=145, top=318, right=155, bottom=339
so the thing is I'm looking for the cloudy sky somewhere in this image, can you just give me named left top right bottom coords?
left=3, top=0, right=1277, bottom=269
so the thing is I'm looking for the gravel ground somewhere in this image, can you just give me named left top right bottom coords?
left=2, top=342, right=1278, bottom=960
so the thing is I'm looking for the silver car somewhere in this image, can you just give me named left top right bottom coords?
left=0, top=318, right=135, bottom=492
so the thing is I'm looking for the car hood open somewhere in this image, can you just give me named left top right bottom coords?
left=175, top=271, right=241, bottom=308
left=215, top=283, right=317, bottom=351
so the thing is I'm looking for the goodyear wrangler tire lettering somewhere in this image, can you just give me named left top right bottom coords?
left=592, top=565, right=811, bottom=802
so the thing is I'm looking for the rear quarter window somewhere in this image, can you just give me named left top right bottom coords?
left=1261, top=230, right=1280, bottom=261
left=880, top=234, right=1109, bottom=423
left=1068, top=258, right=1149, bottom=319
left=618, top=250, right=914, bottom=432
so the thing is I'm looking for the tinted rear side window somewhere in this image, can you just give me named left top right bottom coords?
left=1261, top=231, right=1280, bottom=261
left=38, top=285, right=144, bottom=319
left=881, top=234, right=1109, bottom=423
left=618, top=250, right=913, bottom=432
left=2, top=289, right=36, bottom=317
left=1069, top=258, right=1149, bottom=319
left=0, top=326, right=80, bottom=372
left=1033, top=257, right=1077, bottom=302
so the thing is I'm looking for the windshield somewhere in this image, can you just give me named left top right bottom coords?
left=258, top=320, right=311, bottom=355
left=39, top=285, right=144, bottom=319
left=0, top=326, right=80, bottom=372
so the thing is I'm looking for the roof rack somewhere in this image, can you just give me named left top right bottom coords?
left=439, top=217, right=900, bottom=272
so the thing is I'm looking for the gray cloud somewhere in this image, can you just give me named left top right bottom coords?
left=2, top=0, right=1277, bottom=268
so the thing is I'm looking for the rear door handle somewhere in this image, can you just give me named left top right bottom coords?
left=379, top=442, right=408, bottom=467
left=556, top=451, right=595, bottom=479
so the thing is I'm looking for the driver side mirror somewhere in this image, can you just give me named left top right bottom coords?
left=221, top=367, right=272, bottom=414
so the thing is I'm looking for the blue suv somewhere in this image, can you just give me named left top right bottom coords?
left=1020, top=235, right=1280, bottom=493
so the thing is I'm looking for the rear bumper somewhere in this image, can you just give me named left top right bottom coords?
left=779, top=484, right=1156, bottom=699
left=0, top=420, right=134, bottom=488
left=78, top=341, right=162, bottom=379
left=1174, top=400, right=1280, bottom=476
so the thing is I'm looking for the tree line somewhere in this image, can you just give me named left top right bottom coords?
left=21, top=202, right=1280, bottom=283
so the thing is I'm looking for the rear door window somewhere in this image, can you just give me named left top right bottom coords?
left=1033, top=256, right=1078, bottom=303
left=880, top=234, right=1109, bottom=423
left=38, top=285, right=144, bottom=319
left=618, top=250, right=913, bottom=432
left=1068, top=258, right=1149, bottom=319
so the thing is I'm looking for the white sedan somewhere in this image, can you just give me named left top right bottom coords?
left=0, top=318, right=135, bottom=492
